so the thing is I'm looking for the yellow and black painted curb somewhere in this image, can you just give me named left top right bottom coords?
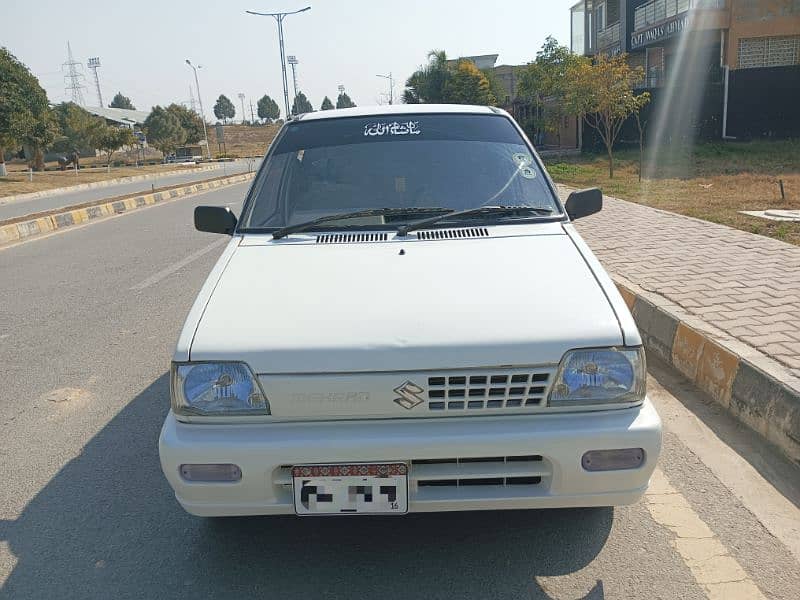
left=0, top=172, right=255, bottom=248
left=615, top=276, right=800, bottom=464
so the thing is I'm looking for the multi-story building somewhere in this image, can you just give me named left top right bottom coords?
left=570, top=0, right=800, bottom=140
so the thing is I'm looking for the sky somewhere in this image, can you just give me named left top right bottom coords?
left=2, top=0, right=574, bottom=120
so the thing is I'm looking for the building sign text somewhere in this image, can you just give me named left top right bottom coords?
left=630, top=14, right=688, bottom=49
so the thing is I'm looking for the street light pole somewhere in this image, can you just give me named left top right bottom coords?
left=238, top=93, right=246, bottom=124
left=287, top=55, right=299, bottom=111
left=376, top=72, right=394, bottom=105
left=186, top=59, right=211, bottom=159
left=246, top=6, right=311, bottom=121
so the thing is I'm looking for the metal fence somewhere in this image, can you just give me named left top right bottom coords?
left=597, top=22, right=621, bottom=50
left=633, top=0, right=725, bottom=31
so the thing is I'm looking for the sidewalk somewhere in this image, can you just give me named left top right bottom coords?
left=558, top=185, right=800, bottom=460
left=562, top=186, right=800, bottom=377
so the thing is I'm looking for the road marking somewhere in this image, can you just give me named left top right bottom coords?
left=645, top=469, right=767, bottom=600
left=130, top=238, right=229, bottom=291
left=647, top=369, right=800, bottom=563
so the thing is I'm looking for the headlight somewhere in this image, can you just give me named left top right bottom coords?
left=171, top=362, right=270, bottom=416
left=548, top=347, right=645, bottom=406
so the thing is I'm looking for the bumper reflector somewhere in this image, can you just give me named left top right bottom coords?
left=180, top=463, right=242, bottom=482
left=582, top=448, right=644, bottom=472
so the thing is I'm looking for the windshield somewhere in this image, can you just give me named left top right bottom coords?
left=240, top=113, right=560, bottom=231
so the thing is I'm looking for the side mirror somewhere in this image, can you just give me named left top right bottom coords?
left=194, top=206, right=237, bottom=235
left=564, top=188, right=603, bottom=221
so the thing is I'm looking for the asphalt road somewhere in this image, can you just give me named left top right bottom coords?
left=0, top=159, right=259, bottom=221
left=1, top=184, right=799, bottom=599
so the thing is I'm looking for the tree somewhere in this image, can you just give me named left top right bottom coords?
left=335, top=91, right=356, bottom=109
left=633, top=97, right=650, bottom=182
left=517, top=37, right=585, bottom=137
left=97, top=126, right=136, bottom=167
left=482, top=68, right=507, bottom=105
left=291, top=92, right=313, bottom=115
left=444, top=59, right=495, bottom=105
left=257, top=94, right=280, bottom=123
left=402, top=50, right=450, bottom=104
left=143, top=105, right=186, bottom=157
left=0, top=47, right=59, bottom=172
left=165, top=103, right=204, bottom=144
left=563, top=53, right=650, bottom=178
left=109, top=92, right=135, bottom=110
left=320, top=96, right=334, bottom=110
left=52, top=102, right=106, bottom=152
left=213, top=94, right=236, bottom=124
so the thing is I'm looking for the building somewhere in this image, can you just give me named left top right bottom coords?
left=449, top=54, right=576, bottom=149
left=83, top=106, right=151, bottom=129
left=570, top=0, right=800, bottom=141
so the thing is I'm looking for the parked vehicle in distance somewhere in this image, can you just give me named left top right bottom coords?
left=159, top=104, right=662, bottom=517
left=166, top=145, right=203, bottom=163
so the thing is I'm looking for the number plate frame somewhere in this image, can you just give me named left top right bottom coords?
left=291, top=463, right=409, bottom=516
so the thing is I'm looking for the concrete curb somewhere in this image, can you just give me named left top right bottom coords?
left=0, top=172, right=255, bottom=248
left=614, top=275, right=800, bottom=464
left=0, top=164, right=223, bottom=204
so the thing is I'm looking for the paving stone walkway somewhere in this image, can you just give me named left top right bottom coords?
left=559, top=186, right=800, bottom=377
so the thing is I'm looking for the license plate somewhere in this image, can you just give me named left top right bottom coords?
left=292, top=463, right=408, bottom=515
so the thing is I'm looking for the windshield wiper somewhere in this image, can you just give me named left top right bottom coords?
left=271, top=207, right=451, bottom=240
left=397, top=205, right=557, bottom=236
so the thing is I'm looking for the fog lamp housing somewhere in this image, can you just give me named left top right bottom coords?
left=581, top=448, right=644, bottom=471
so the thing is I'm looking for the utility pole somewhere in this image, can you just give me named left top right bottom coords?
left=246, top=6, right=311, bottom=121
left=376, top=72, right=394, bottom=105
left=185, top=59, right=211, bottom=159
left=250, top=99, right=256, bottom=124
left=189, top=85, right=197, bottom=114
left=63, top=42, right=86, bottom=106
left=87, top=57, right=103, bottom=106
left=238, top=93, right=246, bottom=124
left=287, top=55, right=299, bottom=111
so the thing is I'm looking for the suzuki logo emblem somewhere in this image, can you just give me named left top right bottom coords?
left=393, top=380, right=425, bottom=410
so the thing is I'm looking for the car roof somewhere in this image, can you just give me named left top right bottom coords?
left=295, top=104, right=505, bottom=122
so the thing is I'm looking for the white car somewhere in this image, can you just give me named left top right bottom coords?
left=159, top=104, right=661, bottom=517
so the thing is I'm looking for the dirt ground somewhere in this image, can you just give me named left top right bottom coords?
left=206, top=123, right=280, bottom=158
left=544, top=139, right=800, bottom=246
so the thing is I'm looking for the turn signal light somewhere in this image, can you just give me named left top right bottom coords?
left=581, top=448, right=644, bottom=471
left=179, top=463, right=242, bottom=482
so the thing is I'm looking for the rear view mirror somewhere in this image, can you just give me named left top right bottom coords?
left=564, top=188, right=602, bottom=221
left=194, top=206, right=237, bottom=235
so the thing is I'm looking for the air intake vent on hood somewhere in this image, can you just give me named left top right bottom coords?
left=316, top=232, right=388, bottom=244
left=417, top=227, right=489, bottom=241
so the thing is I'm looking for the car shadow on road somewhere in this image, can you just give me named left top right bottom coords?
left=1, top=373, right=611, bottom=600
left=647, top=354, right=800, bottom=512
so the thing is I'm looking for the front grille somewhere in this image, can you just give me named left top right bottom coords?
left=411, top=456, right=549, bottom=488
left=417, top=227, right=489, bottom=241
left=426, top=369, right=553, bottom=411
left=316, top=232, right=388, bottom=244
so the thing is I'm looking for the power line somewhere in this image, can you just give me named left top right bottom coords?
left=62, top=42, right=86, bottom=106
left=87, top=57, right=103, bottom=107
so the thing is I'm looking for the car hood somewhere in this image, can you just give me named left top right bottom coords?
left=189, top=230, right=623, bottom=373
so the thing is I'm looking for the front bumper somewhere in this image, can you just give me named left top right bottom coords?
left=159, top=399, right=662, bottom=516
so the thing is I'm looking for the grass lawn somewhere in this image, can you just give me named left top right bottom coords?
left=544, top=139, right=800, bottom=246
left=0, top=162, right=214, bottom=199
